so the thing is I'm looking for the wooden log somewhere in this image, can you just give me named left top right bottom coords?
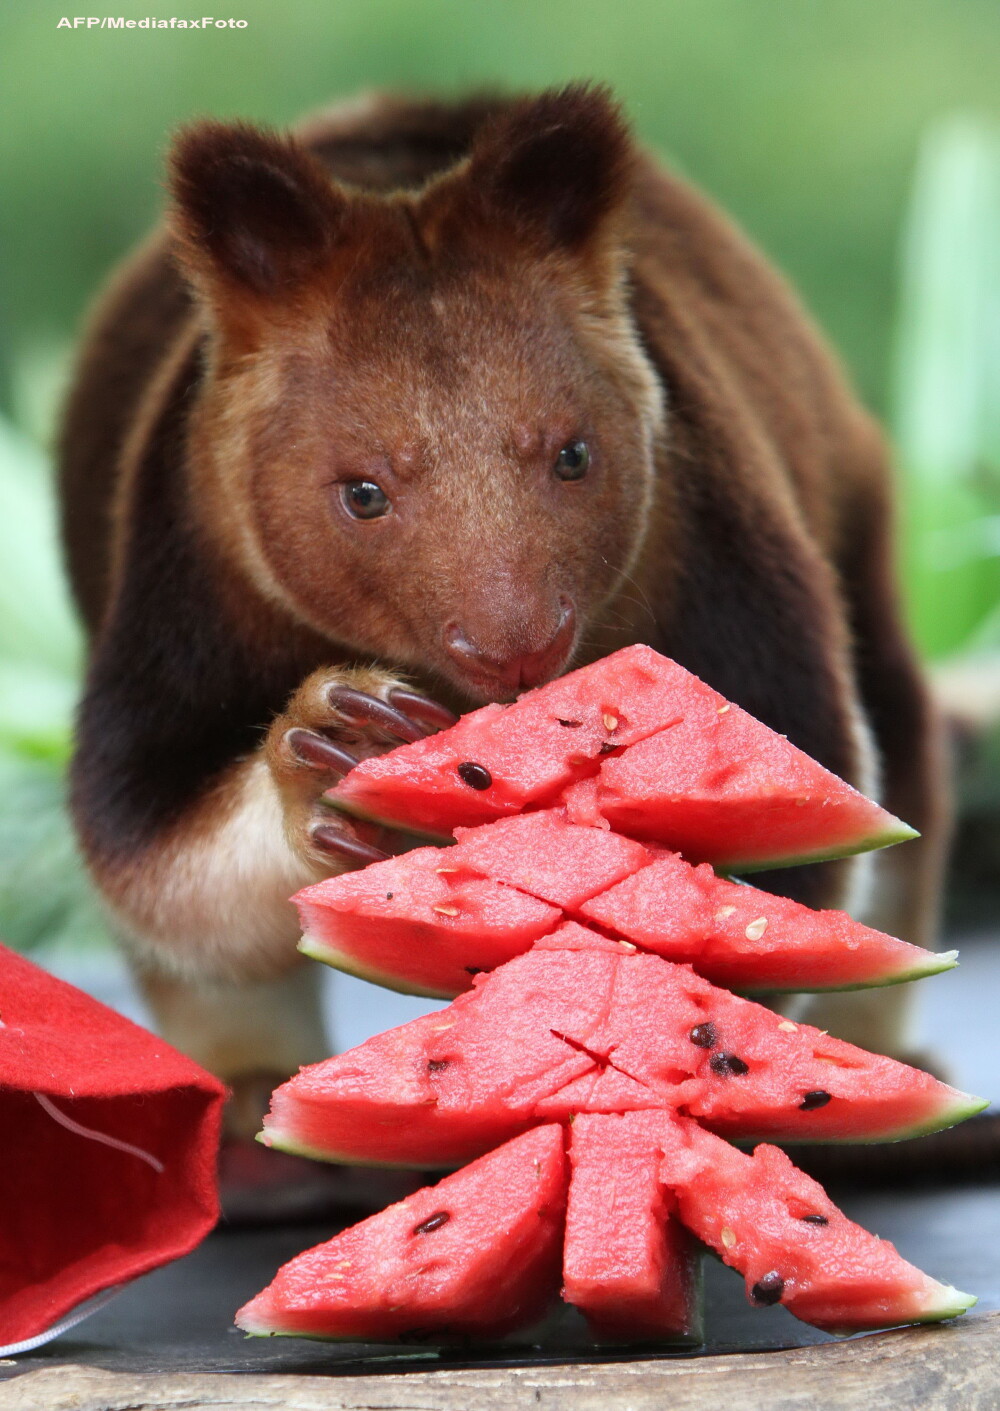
left=1, top=1311, right=997, bottom=1411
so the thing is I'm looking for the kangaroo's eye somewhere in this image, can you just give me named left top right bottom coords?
left=554, top=441, right=590, bottom=481
left=342, top=481, right=391, bottom=520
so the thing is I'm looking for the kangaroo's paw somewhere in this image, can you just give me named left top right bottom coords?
left=265, top=665, right=457, bottom=870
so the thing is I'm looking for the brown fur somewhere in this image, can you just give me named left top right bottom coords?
left=59, top=85, right=946, bottom=1081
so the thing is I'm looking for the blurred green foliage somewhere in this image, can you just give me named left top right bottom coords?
left=4, top=0, right=1000, bottom=417
left=894, top=119, right=1000, bottom=659
left=2, top=0, right=1000, bottom=950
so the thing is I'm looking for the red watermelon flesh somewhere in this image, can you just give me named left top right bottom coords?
left=590, top=699, right=916, bottom=870
left=563, top=1111, right=702, bottom=1341
left=295, top=847, right=561, bottom=998
left=322, top=646, right=722, bottom=838
left=261, top=925, right=984, bottom=1166
left=654, top=1113, right=975, bottom=1332
left=449, top=809, right=652, bottom=909
left=579, top=851, right=957, bottom=992
left=237, top=1124, right=567, bottom=1341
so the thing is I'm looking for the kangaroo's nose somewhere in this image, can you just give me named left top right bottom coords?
left=443, top=599, right=576, bottom=692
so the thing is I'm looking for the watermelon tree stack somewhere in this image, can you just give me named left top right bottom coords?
left=238, top=647, right=985, bottom=1346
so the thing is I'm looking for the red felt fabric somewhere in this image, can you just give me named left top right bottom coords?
left=0, top=942, right=225, bottom=1345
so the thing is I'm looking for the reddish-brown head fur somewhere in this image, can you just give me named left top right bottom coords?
left=169, top=86, right=664, bottom=701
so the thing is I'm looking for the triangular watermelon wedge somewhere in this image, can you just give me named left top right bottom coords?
left=296, top=844, right=564, bottom=998
left=324, top=646, right=915, bottom=869
left=588, top=698, right=917, bottom=869
left=261, top=925, right=985, bottom=1167
left=578, top=851, right=957, bottom=993
left=295, top=811, right=952, bottom=998
left=651, top=1112, right=976, bottom=1333
left=236, top=1125, right=567, bottom=1341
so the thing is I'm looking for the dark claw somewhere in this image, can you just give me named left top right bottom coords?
left=327, top=686, right=428, bottom=743
left=310, top=824, right=390, bottom=865
left=287, top=728, right=359, bottom=775
left=388, top=688, right=459, bottom=733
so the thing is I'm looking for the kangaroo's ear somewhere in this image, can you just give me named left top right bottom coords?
left=443, top=84, right=634, bottom=255
left=168, top=121, right=347, bottom=302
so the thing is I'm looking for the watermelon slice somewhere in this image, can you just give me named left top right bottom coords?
left=296, top=845, right=562, bottom=998
left=262, top=926, right=984, bottom=1167
left=563, top=1109, right=702, bottom=1341
left=324, top=646, right=915, bottom=869
left=578, top=851, right=957, bottom=993
left=236, top=1125, right=567, bottom=1341
left=651, top=1112, right=975, bottom=1333
left=588, top=698, right=916, bottom=870
left=296, top=812, right=951, bottom=998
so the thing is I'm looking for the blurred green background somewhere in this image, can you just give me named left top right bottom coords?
left=3, top=0, right=1000, bottom=950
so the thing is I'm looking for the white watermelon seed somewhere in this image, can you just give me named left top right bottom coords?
left=721, top=1227, right=737, bottom=1248
left=778, top=1020, right=798, bottom=1033
left=603, top=713, right=619, bottom=731
left=745, top=917, right=768, bottom=940
left=718, top=703, right=731, bottom=714
left=715, top=905, right=737, bottom=920
left=432, top=905, right=460, bottom=917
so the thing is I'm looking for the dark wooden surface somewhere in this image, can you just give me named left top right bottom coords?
left=2, top=1312, right=999, bottom=1410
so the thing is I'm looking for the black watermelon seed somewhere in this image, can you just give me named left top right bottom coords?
left=412, top=1210, right=450, bottom=1235
left=457, top=761, right=492, bottom=790
left=599, top=741, right=619, bottom=755
left=710, top=1051, right=749, bottom=1076
left=750, top=1271, right=785, bottom=1305
left=801, top=1214, right=829, bottom=1225
left=427, top=1059, right=450, bottom=1073
left=557, top=718, right=583, bottom=728
left=799, top=1090, right=832, bottom=1111
left=690, top=1022, right=719, bottom=1049
left=465, top=965, right=486, bottom=976
left=386, top=892, right=393, bottom=900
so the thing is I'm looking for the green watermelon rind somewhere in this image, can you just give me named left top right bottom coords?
left=819, top=1286, right=977, bottom=1337
left=734, top=948, right=960, bottom=995
left=298, top=933, right=458, bottom=1000
left=260, top=1091, right=990, bottom=1171
left=302, top=926, right=960, bottom=1002
left=759, top=1090, right=991, bottom=1146
left=711, top=819, right=921, bottom=874
left=327, top=793, right=921, bottom=870
left=256, top=1126, right=459, bottom=1170
left=239, top=1323, right=434, bottom=1345
left=893, top=1285, right=979, bottom=1324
